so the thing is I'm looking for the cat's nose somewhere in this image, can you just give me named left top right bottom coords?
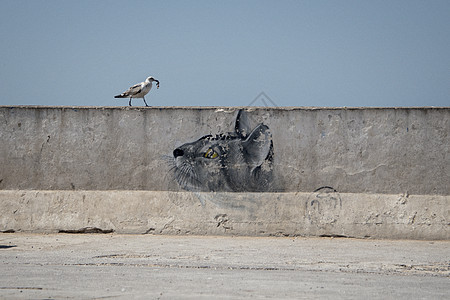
left=173, top=148, right=184, bottom=158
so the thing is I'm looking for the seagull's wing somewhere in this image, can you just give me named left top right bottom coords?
left=122, top=82, right=143, bottom=97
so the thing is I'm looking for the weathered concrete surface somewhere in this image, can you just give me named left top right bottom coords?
left=0, top=106, right=449, bottom=239
left=0, top=234, right=448, bottom=299
left=0, top=106, right=449, bottom=194
left=1, top=190, right=448, bottom=239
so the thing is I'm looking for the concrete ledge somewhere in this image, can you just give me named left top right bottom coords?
left=2, top=106, right=449, bottom=195
left=1, top=190, right=448, bottom=240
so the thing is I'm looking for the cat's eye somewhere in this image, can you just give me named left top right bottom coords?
left=204, top=148, right=218, bottom=159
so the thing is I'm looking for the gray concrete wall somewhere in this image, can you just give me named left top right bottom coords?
left=0, top=106, right=449, bottom=239
left=1, top=106, right=449, bottom=194
left=1, top=190, right=448, bottom=240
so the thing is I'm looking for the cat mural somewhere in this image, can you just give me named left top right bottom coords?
left=170, top=110, right=274, bottom=192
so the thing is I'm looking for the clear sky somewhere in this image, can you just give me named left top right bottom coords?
left=1, top=0, right=449, bottom=108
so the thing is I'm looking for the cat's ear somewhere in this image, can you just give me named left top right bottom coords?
left=243, top=124, right=272, bottom=169
left=235, top=110, right=252, bottom=139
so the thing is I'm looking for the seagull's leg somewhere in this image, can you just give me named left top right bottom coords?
left=143, top=96, right=149, bottom=107
left=129, top=97, right=132, bottom=106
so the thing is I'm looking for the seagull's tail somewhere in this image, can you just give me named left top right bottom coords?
left=114, top=94, right=126, bottom=98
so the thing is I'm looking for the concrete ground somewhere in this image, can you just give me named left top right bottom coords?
left=0, top=234, right=448, bottom=299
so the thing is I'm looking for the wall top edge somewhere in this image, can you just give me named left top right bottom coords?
left=1, top=105, right=449, bottom=111
left=0, top=189, right=448, bottom=197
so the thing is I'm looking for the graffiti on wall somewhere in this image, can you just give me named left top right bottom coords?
left=169, top=110, right=274, bottom=193
left=306, top=186, right=342, bottom=226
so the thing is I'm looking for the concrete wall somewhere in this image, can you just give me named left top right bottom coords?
left=1, top=190, right=448, bottom=240
left=1, top=106, right=449, bottom=239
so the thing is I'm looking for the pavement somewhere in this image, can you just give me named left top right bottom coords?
left=0, top=234, right=449, bottom=299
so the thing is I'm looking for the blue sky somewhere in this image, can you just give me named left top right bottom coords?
left=0, top=0, right=449, bottom=107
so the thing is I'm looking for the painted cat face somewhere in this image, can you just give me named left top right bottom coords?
left=171, top=110, right=273, bottom=192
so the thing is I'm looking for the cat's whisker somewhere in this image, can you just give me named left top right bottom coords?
left=186, top=163, right=201, bottom=183
left=175, top=173, right=184, bottom=187
left=177, top=164, right=192, bottom=188
left=179, top=165, right=188, bottom=180
left=167, top=164, right=177, bottom=174
left=175, top=161, right=202, bottom=190
left=190, top=167, right=200, bottom=183
left=161, top=154, right=173, bottom=162
left=161, top=155, right=177, bottom=189
left=182, top=164, right=193, bottom=178
left=165, top=154, right=203, bottom=191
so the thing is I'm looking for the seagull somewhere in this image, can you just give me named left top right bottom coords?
left=114, top=76, right=160, bottom=107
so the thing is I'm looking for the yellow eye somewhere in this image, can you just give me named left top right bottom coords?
left=204, top=148, right=218, bottom=159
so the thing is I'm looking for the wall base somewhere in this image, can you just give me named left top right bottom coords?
left=1, top=190, right=448, bottom=240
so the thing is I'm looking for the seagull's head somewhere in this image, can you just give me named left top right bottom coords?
left=147, top=76, right=160, bottom=88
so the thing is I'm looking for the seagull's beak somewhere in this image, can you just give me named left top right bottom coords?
left=154, top=79, right=160, bottom=89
